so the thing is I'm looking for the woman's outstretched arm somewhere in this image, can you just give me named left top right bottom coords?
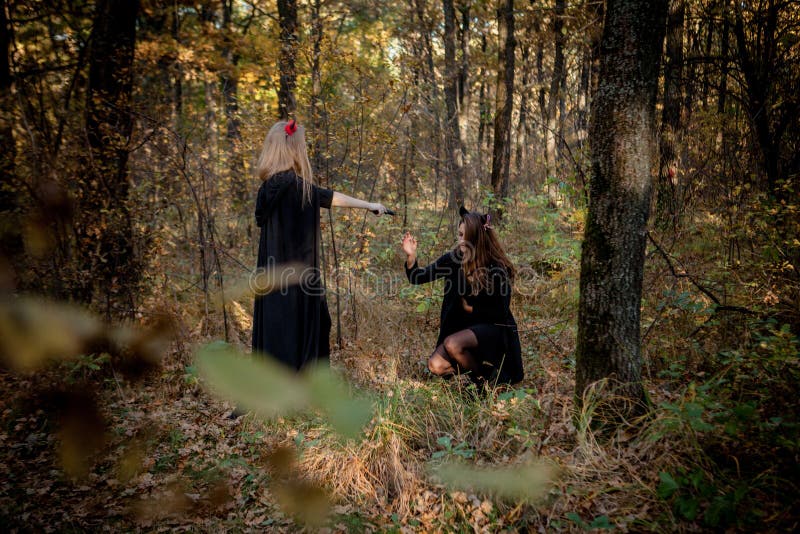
left=402, top=232, right=456, bottom=285
left=331, top=191, right=388, bottom=214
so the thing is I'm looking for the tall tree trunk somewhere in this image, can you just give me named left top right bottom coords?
left=477, top=31, right=489, bottom=186
left=0, top=0, right=14, bottom=192
left=732, top=1, right=780, bottom=195
left=277, top=0, right=297, bottom=119
left=545, top=0, right=566, bottom=202
left=515, top=40, right=530, bottom=179
left=656, top=0, right=685, bottom=225
left=443, top=0, right=466, bottom=206
left=515, top=0, right=536, bottom=182
left=576, top=0, right=668, bottom=408
left=309, top=0, right=324, bottom=176
left=490, top=0, right=515, bottom=220
left=700, top=3, right=714, bottom=107
left=577, top=45, right=590, bottom=153
left=717, top=8, right=729, bottom=115
left=0, top=0, right=21, bottom=275
left=536, top=32, right=546, bottom=188
left=75, top=0, right=141, bottom=319
left=172, top=2, right=183, bottom=123
left=220, top=0, right=244, bottom=206
left=683, top=16, right=699, bottom=123
left=457, top=1, right=470, bottom=110
left=414, top=0, right=444, bottom=208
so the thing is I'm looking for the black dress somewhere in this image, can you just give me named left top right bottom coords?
left=252, top=169, right=334, bottom=370
left=405, top=252, right=524, bottom=384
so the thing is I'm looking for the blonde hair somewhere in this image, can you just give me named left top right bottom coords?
left=255, top=120, right=313, bottom=205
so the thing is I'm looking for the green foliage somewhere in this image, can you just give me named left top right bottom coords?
left=431, top=435, right=475, bottom=461
left=651, top=318, right=800, bottom=529
left=656, top=468, right=746, bottom=527
left=565, top=512, right=614, bottom=530
left=65, top=352, right=111, bottom=383
left=398, top=281, right=443, bottom=314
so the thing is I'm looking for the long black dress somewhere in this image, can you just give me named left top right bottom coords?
left=252, top=169, right=334, bottom=370
left=405, top=252, right=524, bottom=384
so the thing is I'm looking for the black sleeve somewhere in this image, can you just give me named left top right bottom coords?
left=405, top=251, right=457, bottom=285
left=315, top=184, right=334, bottom=209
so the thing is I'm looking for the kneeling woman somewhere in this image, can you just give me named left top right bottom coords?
left=401, top=208, right=523, bottom=385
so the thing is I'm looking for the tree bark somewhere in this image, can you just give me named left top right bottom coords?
left=413, top=0, right=444, bottom=208
left=172, top=2, right=183, bottom=122
left=220, top=0, right=245, bottom=206
left=277, top=0, right=297, bottom=119
left=656, top=0, right=685, bottom=225
left=457, top=1, right=470, bottom=110
left=576, top=0, right=668, bottom=408
left=443, top=0, right=466, bottom=206
left=515, top=39, right=530, bottom=178
left=0, top=0, right=21, bottom=270
left=717, top=8, right=729, bottom=115
left=490, top=0, right=515, bottom=220
left=75, top=0, right=140, bottom=319
left=477, top=31, right=489, bottom=184
left=0, top=0, right=14, bottom=192
left=545, top=0, right=566, bottom=199
left=310, top=0, right=324, bottom=175
left=732, top=1, right=781, bottom=194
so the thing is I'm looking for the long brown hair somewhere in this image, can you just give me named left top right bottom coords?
left=457, top=210, right=516, bottom=292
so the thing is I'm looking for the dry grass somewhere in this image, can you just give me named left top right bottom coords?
left=175, top=202, right=701, bottom=531
left=212, top=274, right=699, bottom=531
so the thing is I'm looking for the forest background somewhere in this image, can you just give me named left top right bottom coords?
left=1, top=0, right=798, bottom=531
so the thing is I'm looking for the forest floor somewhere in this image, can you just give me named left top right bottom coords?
left=1, top=338, right=677, bottom=532
left=2, top=196, right=798, bottom=532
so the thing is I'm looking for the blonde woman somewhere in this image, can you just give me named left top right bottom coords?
left=252, top=119, right=388, bottom=370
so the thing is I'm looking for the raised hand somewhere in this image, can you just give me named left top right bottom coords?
left=401, top=231, right=417, bottom=257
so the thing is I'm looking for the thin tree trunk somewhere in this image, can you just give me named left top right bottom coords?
left=277, top=0, right=297, bottom=119
left=477, top=32, right=489, bottom=186
left=656, top=0, right=685, bottom=225
left=414, top=0, right=443, bottom=208
left=220, top=0, right=244, bottom=206
left=443, top=0, right=466, bottom=206
left=732, top=1, right=777, bottom=192
left=310, top=0, right=324, bottom=174
left=515, top=40, right=530, bottom=179
left=683, top=16, right=699, bottom=123
left=536, top=24, right=547, bottom=188
left=545, top=0, right=566, bottom=203
left=457, top=1, right=470, bottom=110
left=76, top=0, right=141, bottom=319
left=0, top=0, right=21, bottom=267
left=0, top=0, right=13, bottom=190
left=576, top=0, right=668, bottom=409
left=717, top=8, right=729, bottom=115
left=701, top=4, right=714, bottom=107
left=490, top=0, right=515, bottom=220
left=172, top=2, right=183, bottom=123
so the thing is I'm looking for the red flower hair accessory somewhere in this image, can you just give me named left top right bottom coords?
left=284, top=119, right=298, bottom=137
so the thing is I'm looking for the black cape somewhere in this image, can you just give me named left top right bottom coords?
left=251, top=169, right=334, bottom=370
left=405, top=251, right=524, bottom=384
